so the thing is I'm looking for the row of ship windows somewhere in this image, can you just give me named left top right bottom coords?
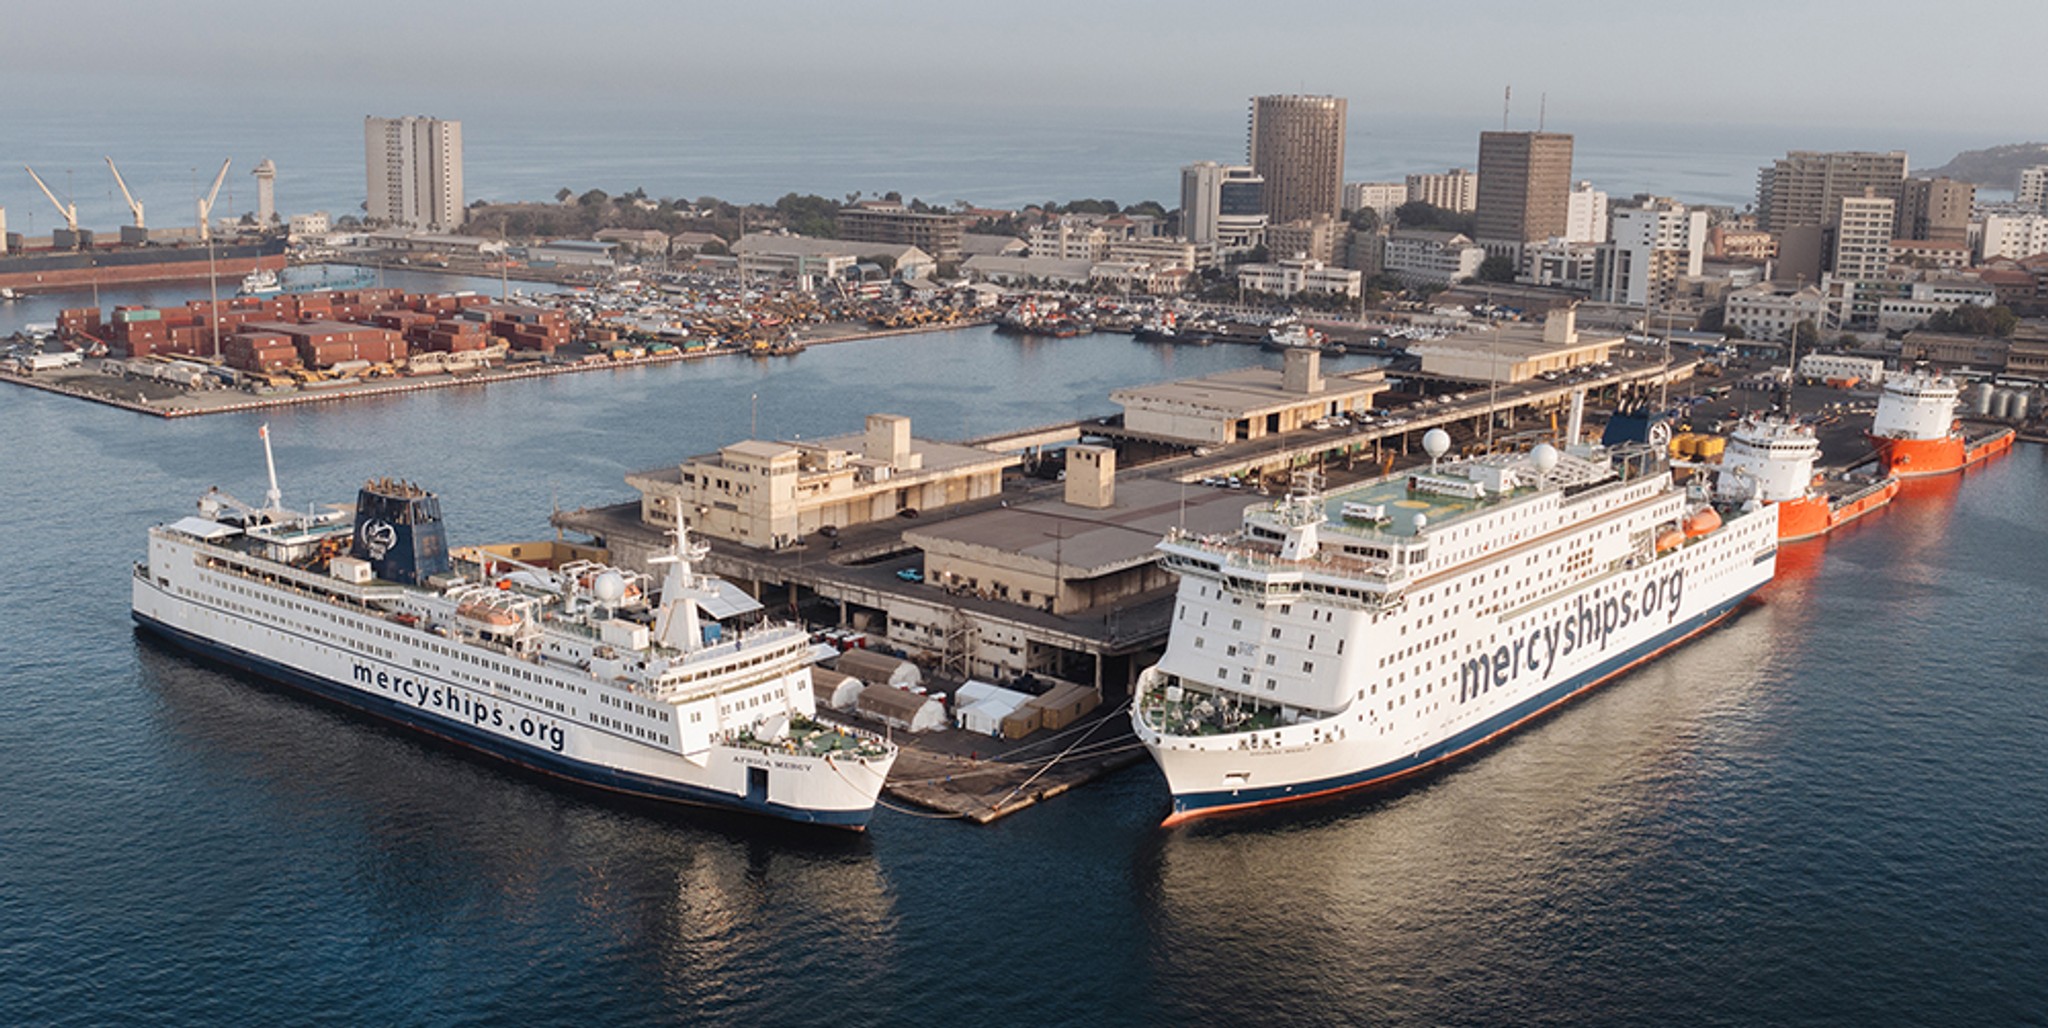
left=206, top=575, right=397, bottom=662
left=589, top=711, right=666, bottom=744
left=597, top=691, right=672, bottom=724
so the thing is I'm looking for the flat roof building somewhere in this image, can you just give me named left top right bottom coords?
left=1111, top=350, right=1387, bottom=445
left=628, top=414, right=1019, bottom=549
left=365, top=115, right=463, bottom=232
left=1406, top=308, right=1623, bottom=384
left=838, top=202, right=966, bottom=261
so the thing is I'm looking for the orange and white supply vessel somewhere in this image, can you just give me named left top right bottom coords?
left=1714, top=416, right=1900, bottom=542
left=1132, top=433, right=1779, bottom=826
left=1867, top=372, right=2015, bottom=478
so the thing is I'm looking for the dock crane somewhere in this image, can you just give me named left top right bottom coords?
left=104, top=157, right=144, bottom=229
left=196, top=158, right=230, bottom=242
left=24, top=165, right=79, bottom=234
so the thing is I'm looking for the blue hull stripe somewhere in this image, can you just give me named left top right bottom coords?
left=133, top=610, right=872, bottom=829
left=1170, top=588, right=1760, bottom=819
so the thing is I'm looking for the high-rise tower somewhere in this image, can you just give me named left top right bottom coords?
left=365, top=116, right=464, bottom=232
left=1475, top=131, right=1574, bottom=244
left=1247, top=95, right=1347, bottom=225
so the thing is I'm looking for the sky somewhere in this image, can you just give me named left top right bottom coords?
left=2, top=1, right=2045, bottom=226
left=7, top=0, right=2045, bottom=134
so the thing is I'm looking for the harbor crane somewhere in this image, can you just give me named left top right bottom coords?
left=196, top=158, right=230, bottom=242
left=24, top=165, right=78, bottom=233
left=104, top=157, right=144, bottom=228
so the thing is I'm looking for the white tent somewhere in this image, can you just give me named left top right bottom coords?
left=812, top=673, right=866, bottom=712
left=956, top=683, right=1034, bottom=736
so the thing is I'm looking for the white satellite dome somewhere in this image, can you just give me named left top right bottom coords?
left=1422, top=428, right=1452, bottom=459
left=593, top=570, right=627, bottom=604
left=1530, top=442, right=1560, bottom=474
left=1413, top=513, right=1429, bottom=532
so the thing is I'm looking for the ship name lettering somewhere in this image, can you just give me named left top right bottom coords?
left=351, top=661, right=565, bottom=752
left=1458, top=569, right=1685, bottom=703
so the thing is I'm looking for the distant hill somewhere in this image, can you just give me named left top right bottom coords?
left=1919, top=143, right=2048, bottom=189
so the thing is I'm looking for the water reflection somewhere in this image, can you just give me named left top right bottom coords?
left=1135, top=605, right=1778, bottom=1025
left=132, top=636, right=899, bottom=1017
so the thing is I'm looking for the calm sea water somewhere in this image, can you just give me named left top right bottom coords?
left=2, top=311, right=2044, bottom=1025
left=0, top=101, right=2011, bottom=236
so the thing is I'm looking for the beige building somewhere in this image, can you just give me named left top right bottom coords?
left=1236, top=254, right=1362, bottom=299
left=628, top=414, right=1018, bottom=549
left=1755, top=150, right=1905, bottom=234
left=905, top=453, right=1248, bottom=617
left=838, top=202, right=966, bottom=261
left=1264, top=217, right=1344, bottom=265
left=1249, top=94, right=1348, bottom=224
left=365, top=115, right=463, bottom=232
left=1898, top=177, right=1974, bottom=245
left=1406, top=169, right=1478, bottom=213
left=1111, top=350, right=1387, bottom=445
left=1833, top=193, right=1898, bottom=280
left=1406, top=309, right=1622, bottom=384
left=1476, top=131, right=1574, bottom=244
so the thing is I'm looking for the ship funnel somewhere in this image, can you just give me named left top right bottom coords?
left=349, top=478, right=451, bottom=585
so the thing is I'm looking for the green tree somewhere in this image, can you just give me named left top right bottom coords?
left=1792, top=319, right=1819, bottom=346
left=1394, top=200, right=1476, bottom=235
left=1123, top=200, right=1168, bottom=218
left=578, top=189, right=610, bottom=207
left=555, top=187, right=573, bottom=203
left=1478, top=255, right=1517, bottom=283
left=1348, top=207, right=1381, bottom=233
left=773, top=193, right=841, bottom=237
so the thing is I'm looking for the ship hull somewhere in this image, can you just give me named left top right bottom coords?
left=132, top=573, right=888, bottom=828
left=1150, top=586, right=1760, bottom=825
left=1868, top=428, right=2015, bottom=478
left=1775, top=478, right=1901, bottom=542
left=0, top=240, right=288, bottom=293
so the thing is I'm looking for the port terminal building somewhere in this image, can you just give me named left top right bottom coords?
left=1405, top=309, right=1624, bottom=384
left=626, top=414, right=1018, bottom=551
left=1109, top=350, right=1387, bottom=446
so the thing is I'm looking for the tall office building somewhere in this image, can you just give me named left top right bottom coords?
left=1180, top=162, right=1267, bottom=250
left=1596, top=197, right=1706, bottom=307
left=1831, top=192, right=1897, bottom=280
left=1564, top=180, right=1608, bottom=244
left=2018, top=165, right=2048, bottom=213
left=365, top=115, right=464, bottom=232
left=1753, top=150, right=1905, bottom=234
left=1247, top=95, right=1347, bottom=224
left=1897, top=177, right=1974, bottom=245
left=1475, top=131, right=1574, bottom=244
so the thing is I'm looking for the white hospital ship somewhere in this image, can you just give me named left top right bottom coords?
left=1133, top=431, right=1777, bottom=825
left=132, top=435, right=895, bottom=828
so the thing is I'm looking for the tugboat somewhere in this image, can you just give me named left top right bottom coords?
left=1715, top=415, right=1900, bottom=541
left=1866, top=371, right=2015, bottom=478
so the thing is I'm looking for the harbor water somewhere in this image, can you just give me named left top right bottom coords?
left=2, top=323, right=2044, bottom=1025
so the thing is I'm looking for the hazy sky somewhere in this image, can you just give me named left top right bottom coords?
left=8, top=0, right=2046, bottom=136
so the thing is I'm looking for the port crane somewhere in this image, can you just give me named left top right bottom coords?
left=104, top=157, right=144, bottom=229
left=23, top=165, right=79, bottom=233
left=196, top=158, right=230, bottom=242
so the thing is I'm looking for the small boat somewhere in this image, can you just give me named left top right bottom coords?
left=237, top=269, right=283, bottom=296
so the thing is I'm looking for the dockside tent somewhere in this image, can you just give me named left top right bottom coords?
left=856, top=685, right=946, bottom=733
left=954, top=681, right=1035, bottom=736
left=833, top=649, right=922, bottom=689
left=811, top=673, right=866, bottom=712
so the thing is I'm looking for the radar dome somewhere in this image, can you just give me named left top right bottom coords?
left=593, top=570, right=627, bottom=604
left=1422, top=428, right=1451, bottom=459
left=1531, top=442, right=1560, bottom=474
left=1413, top=513, right=1429, bottom=531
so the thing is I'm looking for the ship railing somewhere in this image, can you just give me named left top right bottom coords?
left=1163, top=528, right=1404, bottom=583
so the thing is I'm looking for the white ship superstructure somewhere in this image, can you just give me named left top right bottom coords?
left=132, top=442, right=895, bottom=828
left=1133, top=434, right=1777, bottom=824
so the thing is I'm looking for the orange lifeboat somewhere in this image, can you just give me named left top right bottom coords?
left=1683, top=507, right=1722, bottom=538
left=456, top=599, right=522, bottom=630
left=1655, top=529, right=1685, bottom=553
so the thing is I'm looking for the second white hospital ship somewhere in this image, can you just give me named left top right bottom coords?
left=1133, top=431, right=1778, bottom=825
